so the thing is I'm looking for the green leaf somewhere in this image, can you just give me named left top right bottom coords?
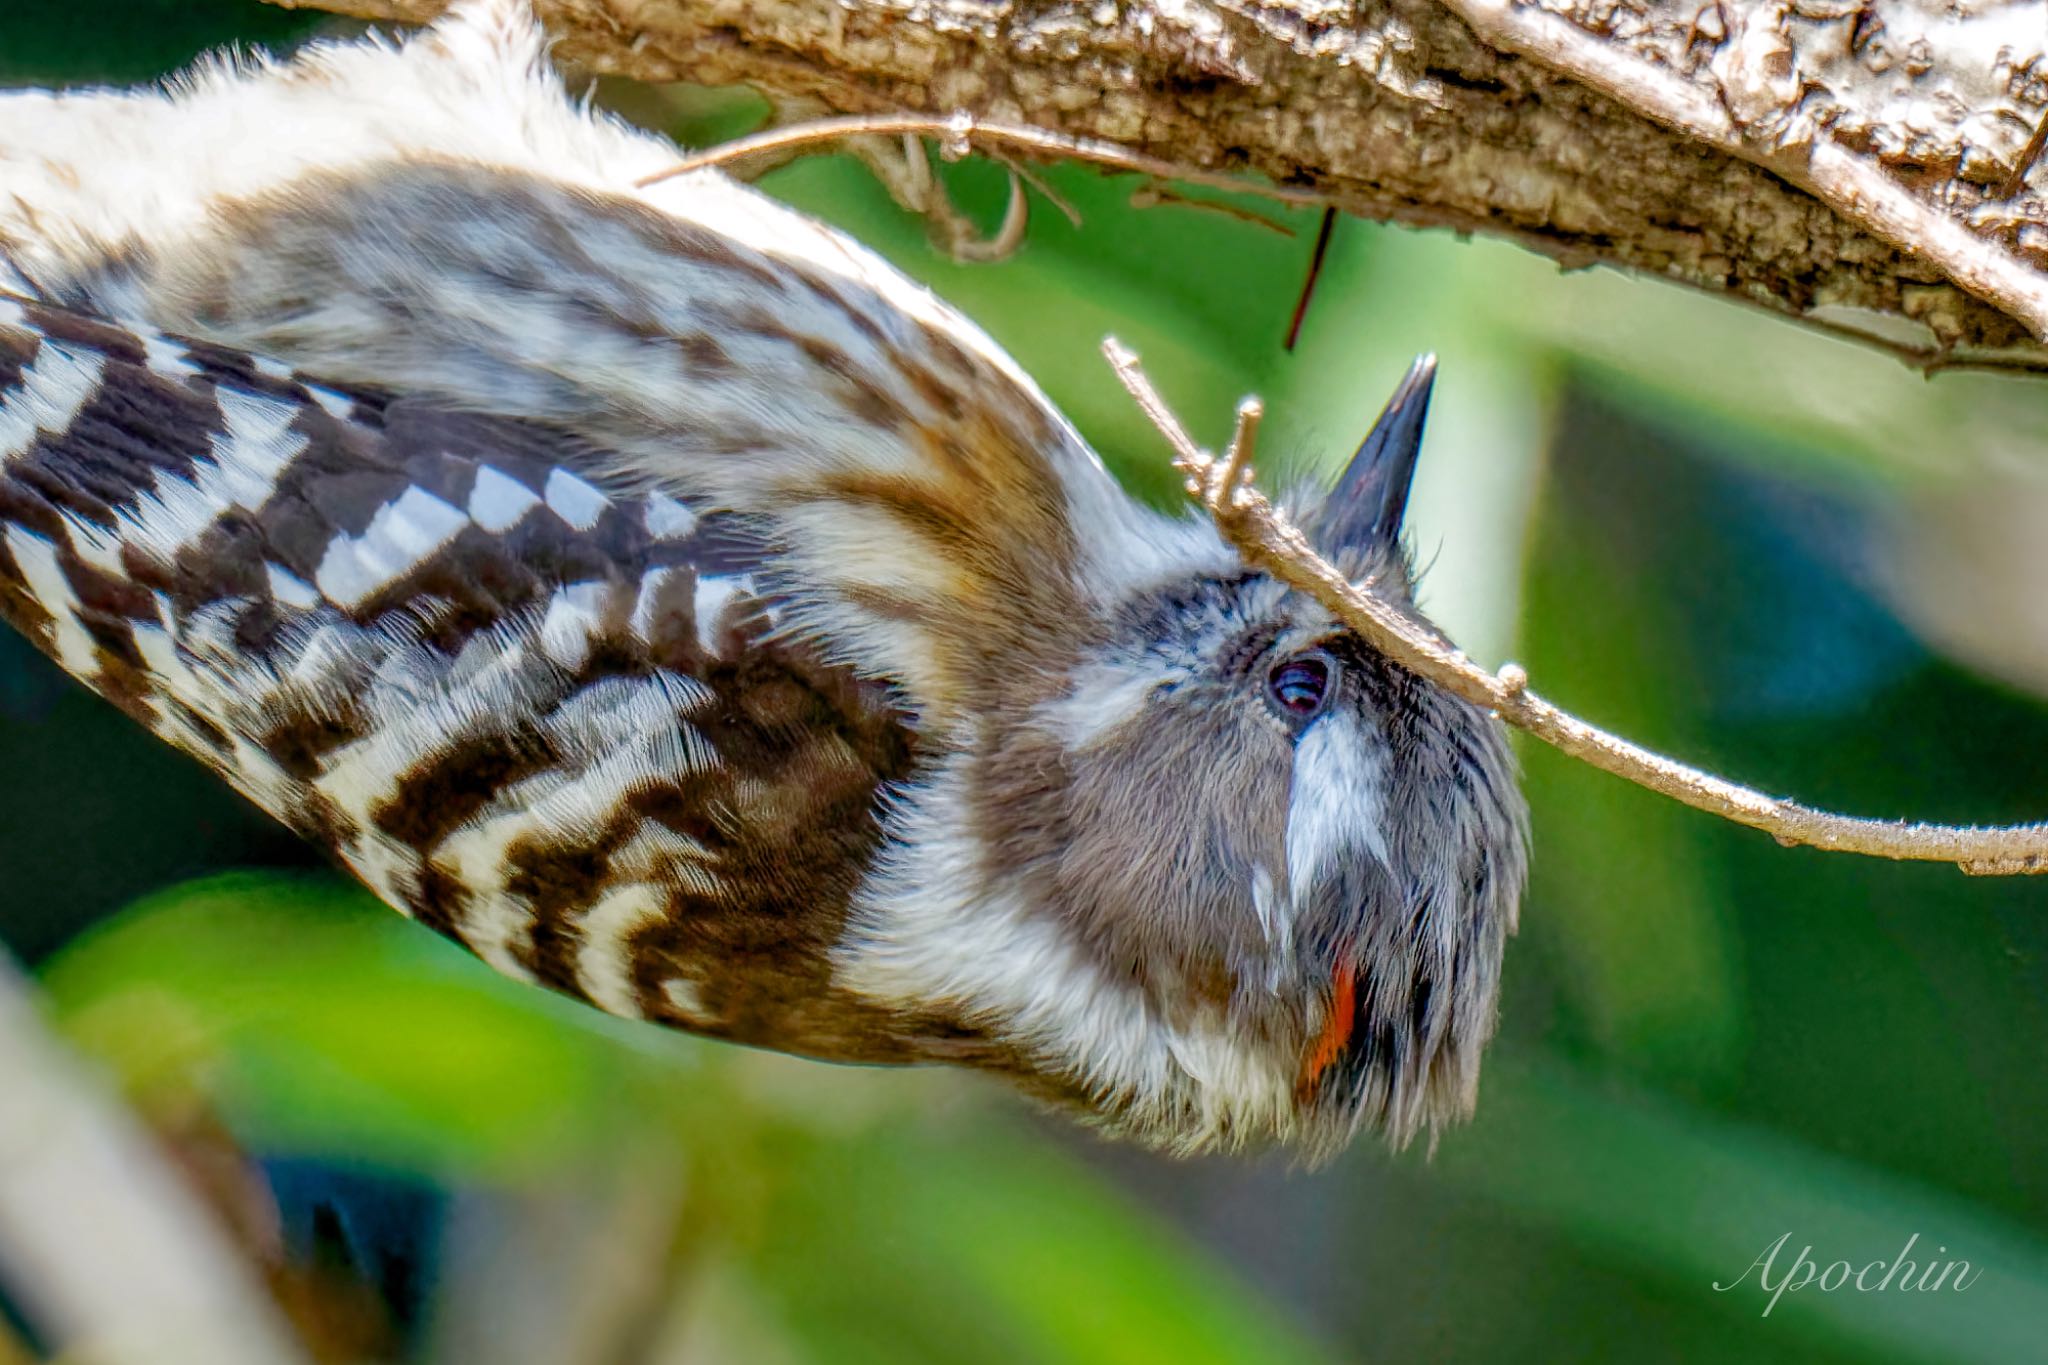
left=37, top=871, right=700, bottom=1177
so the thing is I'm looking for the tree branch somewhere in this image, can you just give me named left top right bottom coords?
left=1103, top=337, right=2048, bottom=877
left=270, top=0, right=2048, bottom=372
left=1441, top=0, right=2048, bottom=346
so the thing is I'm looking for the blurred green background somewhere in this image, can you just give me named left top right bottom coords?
left=4, top=3, right=2048, bottom=1362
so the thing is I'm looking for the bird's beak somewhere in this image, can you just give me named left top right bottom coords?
left=1315, top=354, right=1436, bottom=557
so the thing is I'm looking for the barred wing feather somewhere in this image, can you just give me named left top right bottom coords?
left=0, top=294, right=919, bottom=1050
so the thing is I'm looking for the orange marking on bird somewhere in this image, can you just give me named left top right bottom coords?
left=1299, top=957, right=1358, bottom=1098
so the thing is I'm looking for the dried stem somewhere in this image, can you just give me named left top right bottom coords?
left=637, top=111, right=1325, bottom=209
left=0, top=953, right=309, bottom=1365
left=1219, top=398, right=1263, bottom=506
left=1102, top=338, right=2048, bottom=876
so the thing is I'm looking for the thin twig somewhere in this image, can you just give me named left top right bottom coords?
left=636, top=111, right=1326, bottom=209
left=0, top=953, right=309, bottom=1365
left=1127, top=183, right=1297, bottom=235
left=973, top=170, right=1032, bottom=262
left=1102, top=338, right=2048, bottom=876
left=996, top=153, right=1084, bottom=230
left=1220, top=398, right=1263, bottom=505
left=1284, top=207, right=1338, bottom=351
left=637, top=103, right=2048, bottom=376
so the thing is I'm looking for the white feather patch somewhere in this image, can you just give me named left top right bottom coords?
left=1285, top=712, right=1392, bottom=898
left=466, top=464, right=540, bottom=532
left=265, top=561, right=321, bottom=608
left=642, top=491, right=696, bottom=539
left=0, top=340, right=104, bottom=465
left=111, top=384, right=311, bottom=564
left=5, top=524, right=99, bottom=678
left=206, top=386, right=309, bottom=511
left=1041, top=657, right=1179, bottom=751
left=537, top=580, right=611, bottom=669
left=314, top=485, right=469, bottom=608
left=141, top=332, right=200, bottom=380
left=628, top=565, right=683, bottom=643
left=574, top=883, right=664, bottom=1016
left=57, top=509, right=128, bottom=581
left=305, top=384, right=355, bottom=421
left=542, top=466, right=608, bottom=530
left=691, top=574, right=752, bottom=657
left=661, top=975, right=709, bottom=1023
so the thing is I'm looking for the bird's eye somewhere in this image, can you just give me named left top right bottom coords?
left=1266, top=650, right=1336, bottom=723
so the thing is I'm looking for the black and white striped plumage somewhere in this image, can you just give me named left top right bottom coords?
left=0, top=293, right=905, bottom=1039
left=0, top=0, right=1526, bottom=1157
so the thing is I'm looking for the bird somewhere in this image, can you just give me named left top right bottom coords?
left=0, top=0, right=1525, bottom=1159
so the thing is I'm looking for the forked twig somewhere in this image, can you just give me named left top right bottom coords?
left=1218, top=398, right=1263, bottom=505
left=1103, top=338, right=2048, bottom=876
left=636, top=111, right=1325, bottom=208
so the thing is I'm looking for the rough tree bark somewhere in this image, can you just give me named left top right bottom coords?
left=270, top=0, right=2048, bottom=372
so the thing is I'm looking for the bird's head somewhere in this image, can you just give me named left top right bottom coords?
left=842, top=360, right=1528, bottom=1158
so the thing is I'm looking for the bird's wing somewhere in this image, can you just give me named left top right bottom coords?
left=0, top=293, right=919, bottom=1046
